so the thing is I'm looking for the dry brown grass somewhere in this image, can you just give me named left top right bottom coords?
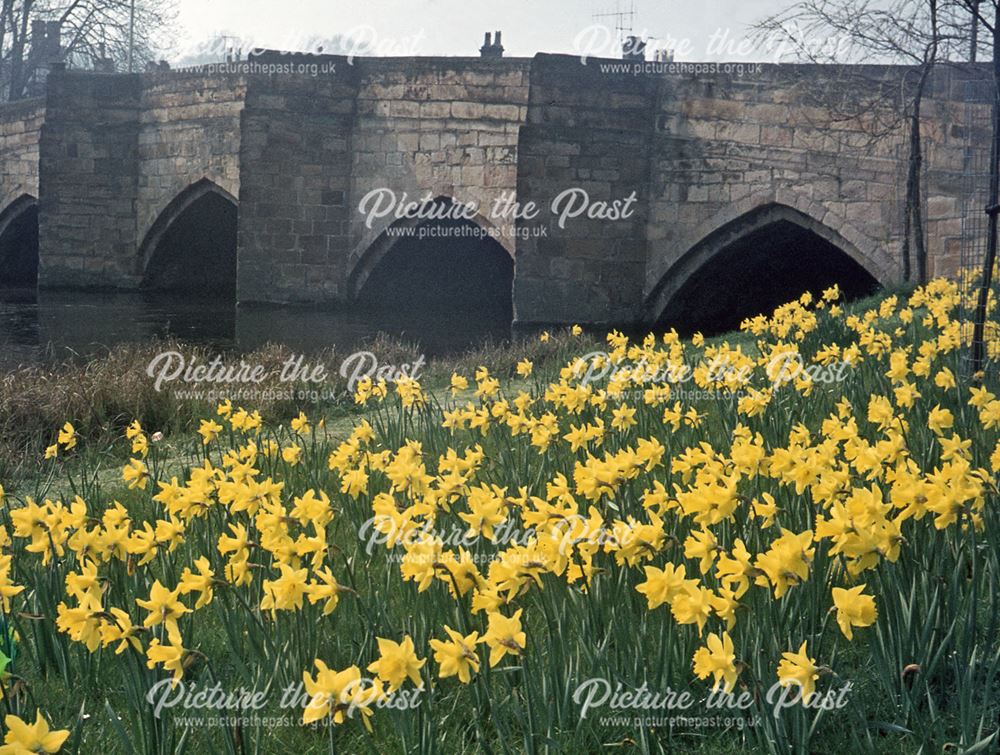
left=0, top=328, right=597, bottom=481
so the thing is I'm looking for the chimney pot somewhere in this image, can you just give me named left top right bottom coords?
left=480, top=30, right=504, bottom=58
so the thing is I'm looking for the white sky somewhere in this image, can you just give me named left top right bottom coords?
left=172, top=0, right=795, bottom=64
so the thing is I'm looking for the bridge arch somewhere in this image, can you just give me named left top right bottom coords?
left=0, top=194, right=39, bottom=288
left=646, top=199, right=887, bottom=335
left=139, top=178, right=238, bottom=295
left=348, top=196, right=514, bottom=320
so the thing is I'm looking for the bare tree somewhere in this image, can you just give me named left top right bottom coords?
left=957, top=0, right=1000, bottom=374
left=54, top=0, right=176, bottom=72
left=2, top=0, right=36, bottom=101
left=904, top=0, right=940, bottom=285
left=0, top=0, right=176, bottom=101
left=0, top=1, right=10, bottom=71
left=970, top=0, right=981, bottom=58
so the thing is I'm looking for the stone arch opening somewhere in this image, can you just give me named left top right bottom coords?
left=650, top=204, right=881, bottom=336
left=0, top=195, right=39, bottom=288
left=351, top=207, right=514, bottom=322
left=140, top=180, right=238, bottom=296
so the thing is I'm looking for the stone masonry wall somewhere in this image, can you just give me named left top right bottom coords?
left=237, top=54, right=358, bottom=303
left=136, top=73, right=245, bottom=273
left=236, top=55, right=530, bottom=305
left=345, top=58, right=529, bottom=298
left=514, top=54, right=655, bottom=324
left=921, top=66, right=993, bottom=280
left=3, top=56, right=989, bottom=322
left=0, top=98, right=44, bottom=215
left=643, top=64, right=910, bottom=321
left=515, top=58, right=990, bottom=325
left=38, top=70, right=141, bottom=287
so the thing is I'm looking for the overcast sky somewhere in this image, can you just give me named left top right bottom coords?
left=172, top=0, right=797, bottom=64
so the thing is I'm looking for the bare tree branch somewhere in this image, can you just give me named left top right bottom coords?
left=0, top=0, right=177, bottom=101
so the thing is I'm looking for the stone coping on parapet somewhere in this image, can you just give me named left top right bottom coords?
left=13, top=54, right=996, bottom=92
left=0, top=97, right=45, bottom=117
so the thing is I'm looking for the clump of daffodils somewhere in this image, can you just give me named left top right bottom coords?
left=1, top=277, right=997, bottom=748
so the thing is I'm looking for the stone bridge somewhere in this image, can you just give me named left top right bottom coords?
left=0, top=52, right=990, bottom=330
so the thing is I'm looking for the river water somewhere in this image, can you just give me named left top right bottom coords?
left=0, top=289, right=514, bottom=370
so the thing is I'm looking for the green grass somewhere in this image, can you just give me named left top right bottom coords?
left=1, top=282, right=999, bottom=754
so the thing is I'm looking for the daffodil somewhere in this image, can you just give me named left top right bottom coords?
left=260, top=564, right=309, bottom=616
left=100, top=608, right=144, bottom=654
left=776, top=642, right=820, bottom=701
left=692, top=631, right=739, bottom=692
left=0, top=711, right=69, bottom=754
left=290, top=411, right=311, bottom=435
left=429, top=626, right=481, bottom=683
left=927, top=405, right=954, bottom=435
left=340, top=468, right=369, bottom=498
left=302, top=661, right=380, bottom=728
left=367, top=635, right=425, bottom=691
left=57, top=422, right=77, bottom=450
left=636, top=563, right=688, bottom=610
left=831, top=585, right=877, bottom=640
left=122, top=459, right=149, bottom=490
left=136, top=580, right=189, bottom=635
left=450, top=373, right=469, bottom=394
left=306, top=567, right=342, bottom=615
left=282, top=445, right=303, bottom=466
left=198, top=419, right=223, bottom=445
left=146, top=633, right=187, bottom=686
left=178, top=557, right=216, bottom=610
left=483, top=608, right=525, bottom=667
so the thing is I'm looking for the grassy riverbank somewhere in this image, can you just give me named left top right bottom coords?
left=0, top=330, right=599, bottom=483
left=1, top=281, right=999, bottom=754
